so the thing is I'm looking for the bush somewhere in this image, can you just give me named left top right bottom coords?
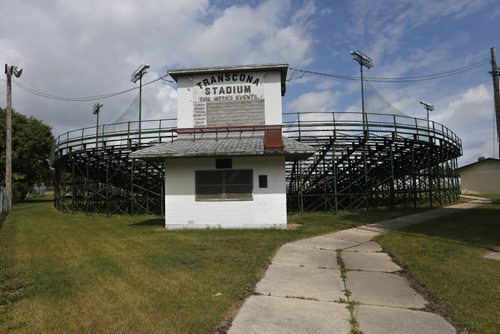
left=12, top=182, right=30, bottom=202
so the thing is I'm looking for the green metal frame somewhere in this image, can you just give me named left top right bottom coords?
left=53, top=112, right=462, bottom=216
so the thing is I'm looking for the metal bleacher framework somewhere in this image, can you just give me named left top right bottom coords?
left=53, top=111, right=462, bottom=216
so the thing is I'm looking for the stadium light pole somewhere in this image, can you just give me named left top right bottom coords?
left=4, top=64, right=23, bottom=213
left=131, top=64, right=149, bottom=146
left=92, top=103, right=103, bottom=147
left=350, top=50, right=373, bottom=136
left=350, top=51, right=372, bottom=210
left=420, top=100, right=435, bottom=208
left=420, top=101, right=434, bottom=134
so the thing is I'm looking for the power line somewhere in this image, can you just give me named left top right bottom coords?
left=288, top=58, right=490, bottom=83
left=10, top=74, right=174, bottom=102
left=7, top=58, right=491, bottom=101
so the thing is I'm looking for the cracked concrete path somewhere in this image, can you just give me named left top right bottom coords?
left=228, top=198, right=491, bottom=334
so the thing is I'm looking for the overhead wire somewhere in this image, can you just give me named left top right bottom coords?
left=7, top=58, right=490, bottom=102
left=288, top=58, right=490, bottom=83
left=11, top=74, right=174, bottom=102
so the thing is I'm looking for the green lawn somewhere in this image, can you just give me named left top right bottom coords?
left=377, top=195, right=500, bottom=334
left=0, top=198, right=420, bottom=333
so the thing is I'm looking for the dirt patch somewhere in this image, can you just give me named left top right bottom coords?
left=287, top=223, right=301, bottom=230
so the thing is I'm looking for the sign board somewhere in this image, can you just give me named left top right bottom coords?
left=192, top=72, right=265, bottom=127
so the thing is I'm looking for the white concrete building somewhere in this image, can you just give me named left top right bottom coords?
left=459, top=158, right=500, bottom=194
left=131, top=64, right=314, bottom=229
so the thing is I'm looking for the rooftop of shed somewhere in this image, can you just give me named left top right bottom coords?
left=168, top=63, right=289, bottom=96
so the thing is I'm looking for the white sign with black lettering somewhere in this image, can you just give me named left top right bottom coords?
left=192, top=72, right=265, bottom=127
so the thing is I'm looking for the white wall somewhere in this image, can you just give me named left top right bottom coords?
left=176, top=76, right=194, bottom=128
left=263, top=71, right=282, bottom=125
left=175, top=70, right=283, bottom=128
left=460, top=160, right=500, bottom=194
left=164, top=156, right=287, bottom=229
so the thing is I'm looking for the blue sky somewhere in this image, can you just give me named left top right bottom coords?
left=1, top=0, right=499, bottom=165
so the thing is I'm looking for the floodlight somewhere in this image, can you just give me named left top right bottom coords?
left=419, top=101, right=434, bottom=111
left=92, top=102, right=103, bottom=114
left=12, top=66, right=22, bottom=78
left=131, top=64, right=150, bottom=83
left=4, top=65, right=23, bottom=78
left=350, top=50, right=373, bottom=69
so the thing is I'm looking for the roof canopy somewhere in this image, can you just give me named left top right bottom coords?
left=129, top=136, right=314, bottom=161
left=168, top=63, right=289, bottom=96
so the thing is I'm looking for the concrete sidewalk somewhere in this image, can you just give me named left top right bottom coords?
left=229, top=198, right=491, bottom=334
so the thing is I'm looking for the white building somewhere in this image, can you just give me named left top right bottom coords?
left=131, top=64, right=314, bottom=229
left=459, top=158, right=500, bottom=194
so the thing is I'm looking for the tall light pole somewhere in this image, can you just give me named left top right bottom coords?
left=420, top=100, right=434, bottom=134
left=350, top=50, right=373, bottom=210
left=350, top=50, right=373, bottom=137
left=92, top=103, right=103, bottom=147
left=131, top=64, right=149, bottom=146
left=420, top=100, right=435, bottom=208
left=4, top=64, right=23, bottom=213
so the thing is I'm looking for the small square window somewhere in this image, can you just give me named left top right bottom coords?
left=259, top=175, right=268, bottom=188
left=216, top=158, right=232, bottom=169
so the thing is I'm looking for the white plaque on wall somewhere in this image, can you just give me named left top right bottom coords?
left=192, top=72, right=265, bottom=127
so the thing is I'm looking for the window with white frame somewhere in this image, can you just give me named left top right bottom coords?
left=195, top=169, right=253, bottom=200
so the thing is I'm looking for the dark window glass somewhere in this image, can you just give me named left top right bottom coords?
left=226, top=170, right=252, bottom=184
left=216, top=158, right=232, bottom=169
left=195, top=169, right=253, bottom=201
left=259, top=175, right=268, bottom=188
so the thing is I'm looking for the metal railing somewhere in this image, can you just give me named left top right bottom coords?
left=54, top=112, right=461, bottom=153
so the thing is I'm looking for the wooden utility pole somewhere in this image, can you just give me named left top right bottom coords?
left=491, top=47, right=500, bottom=158
left=4, top=64, right=22, bottom=213
left=4, top=64, right=13, bottom=212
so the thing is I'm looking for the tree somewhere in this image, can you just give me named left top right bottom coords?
left=0, top=108, right=54, bottom=200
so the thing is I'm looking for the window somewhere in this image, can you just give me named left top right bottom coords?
left=216, top=158, right=232, bottom=169
left=259, top=175, right=268, bottom=188
left=196, top=169, right=253, bottom=201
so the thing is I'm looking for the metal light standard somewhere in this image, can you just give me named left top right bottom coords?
left=419, top=100, right=434, bottom=134
left=420, top=100, right=435, bottom=208
left=350, top=50, right=373, bottom=136
left=92, top=103, right=103, bottom=147
left=350, top=50, right=373, bottom=210
left=4, top=64, right=23, bottom=213
left=131, top=64, right=149, bottom=146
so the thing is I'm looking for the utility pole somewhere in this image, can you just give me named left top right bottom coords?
left=490, top=47, right=500, bottom=158
left=92, top=103, right=103, bottom=147
left=4, top=64, right=23, bottom=213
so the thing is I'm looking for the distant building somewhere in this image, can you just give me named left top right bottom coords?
left=131, top=64, right=314, bottom=228
left=459, top=158, right=500, bottom=194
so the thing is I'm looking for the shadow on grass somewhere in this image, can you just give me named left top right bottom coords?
left=128, top=218, right=164, bottom=227
left=389, top=203, right=500, bottom=249
left=18, top=197, right=53, bottom=204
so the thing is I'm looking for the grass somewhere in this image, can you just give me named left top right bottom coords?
left=377, top=195, right=500, bottom=334
left=0, top=198, right=421, bottom=333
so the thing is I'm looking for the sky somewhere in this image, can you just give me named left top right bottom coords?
left=1, top=0, right=499, bottom=166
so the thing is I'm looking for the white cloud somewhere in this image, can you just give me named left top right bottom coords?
left=435, top=84, right=492, bottom=127
left=0, top=0, right=316, bottom=136
left=287, top=90, right=339, bottom=113
left=434, top=84, right=496, bottom=164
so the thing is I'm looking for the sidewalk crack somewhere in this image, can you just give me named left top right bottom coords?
left=337, top=249, right=363, bottom=334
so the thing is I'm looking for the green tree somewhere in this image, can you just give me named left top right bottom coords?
left=0, top=108, right=54, bottom=199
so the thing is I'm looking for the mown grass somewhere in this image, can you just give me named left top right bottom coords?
left=0, top=198, right=421, bottom=333
left=377, top=195, right=500, bottom=334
